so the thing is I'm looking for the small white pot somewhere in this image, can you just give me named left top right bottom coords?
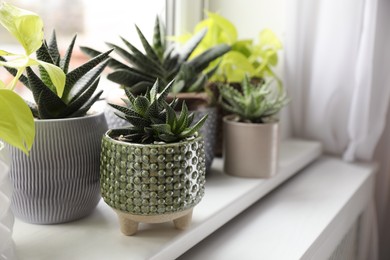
left=223, top=115, right=279, bottom=178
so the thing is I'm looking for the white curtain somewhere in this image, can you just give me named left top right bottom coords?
left=285, top=0, right=390, bottom=259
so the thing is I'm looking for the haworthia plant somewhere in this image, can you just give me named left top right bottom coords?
left=110, top=79, right=207, bottom=144
left=219, top=75, right=288, bottom=123
left=81, top=17, right=230, bottom=95
left=2, top=32, right=112, bottom=119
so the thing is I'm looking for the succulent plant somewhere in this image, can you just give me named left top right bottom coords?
left=81, top=17, right=230, bottom=95
left=110, top=79, right=207, bottom=144
left=1, top=32, right=112, bottom=119
left=219, top=75, right=288, bottom=123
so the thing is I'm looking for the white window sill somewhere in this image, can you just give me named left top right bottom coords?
left=13, top=139, right=322, bottom=260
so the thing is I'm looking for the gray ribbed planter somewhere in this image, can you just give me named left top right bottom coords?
left=9, top=112, right=108, bottom=224
left=100, top=130, right=206, bottom=235
left=193, top=107, right=216, bottom=173
left=104, top=102, right=130, bottom=129
left=0, top=142, right=16, bottom=259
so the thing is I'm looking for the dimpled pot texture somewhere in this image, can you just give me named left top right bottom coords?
left=9, top=112, right=108, bottom=224
left=100, top=130, right=206, bottom=235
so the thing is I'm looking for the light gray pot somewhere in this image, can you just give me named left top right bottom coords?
left=9, top=112, right=108, bottom=224
left=223, top=115, right=279, bottom=178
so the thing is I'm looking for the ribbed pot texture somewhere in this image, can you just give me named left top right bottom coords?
left=223, top=115, right=279, bottom=178
left=193, top=107, right=217, bottom=173
left=100, top=130, right=206, bottom=216
left=9, top=112, right=108, bottom=224
left=0, top=142, right=16, bottom=259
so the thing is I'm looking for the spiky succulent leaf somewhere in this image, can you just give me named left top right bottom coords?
left=79, top=46, right=130, bottom=70
left=66, top=59, right=109, bottom=103
left=178, top=28, right=207, bottom=63
left=3, top=33, right=110, bottom=119
left=26, top=67, right=67, bottom=118
left=153, top=16, right=165, bottom=60
left=81, top=18, right=231, bottom=94
left=219, top=74, right=288, bottom=123
left=48, top=32, right=60, bottom=66
left=64, top=49, right=112, bottom=98
left=110, top=79, right=207, bottom=144
left=60, top=35, right=76, bottom=73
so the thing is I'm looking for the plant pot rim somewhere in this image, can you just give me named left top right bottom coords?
left=104, top=129, right=203, bottom=148
left=33, top=110, right=104, bottom=123
left=223, top=114, right=279, bottom=127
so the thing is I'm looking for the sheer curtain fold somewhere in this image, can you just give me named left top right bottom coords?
left=285, top=0, right=390, bottom=259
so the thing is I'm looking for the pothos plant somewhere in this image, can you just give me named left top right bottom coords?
left=1, top=3, right=111, bottom=119
left=0, top=2, right=65, bottom=153
left=174, top=11, right=282, bottom=85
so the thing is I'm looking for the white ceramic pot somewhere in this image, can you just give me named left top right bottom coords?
left=0, top=141, right=16, bottom=260
left=223, top=115, right=279, bottom=178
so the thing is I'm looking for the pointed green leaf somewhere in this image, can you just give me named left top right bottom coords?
left=109, top=103, right=140, bottom=118
left=66, top=59, right=109, bottom=103
left=37, top=60, right=66, bottom=97
left=134, top=96, right=150, bottom=116
left=135, top=25, right=160, bottom=62
left=60, top=35, right=77, bottom=73
left=181, top=114, right=208, bottom=138
left=26, top=67, right=67, bottom=118
left=48, top=31, right=60, bottom=65
left=107, top=69, right=154, bottom=89
left=65, top=49, right=112, bottom=96
left=188, top=44, right=230, bottom=73
left=179, top=28, right=207, bottom=63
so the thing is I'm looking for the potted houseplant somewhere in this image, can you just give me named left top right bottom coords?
left=81, top=17, right=230, bottom=172
left=100, top=79, right=207, bottom=235
left=0, top=88, right=34, bottom=259
left=1, top=3, right=112, bottom=224
left=219, top=75, right=288, bottom=178
left=0, top=3, right=35, bottom=256
left=175, top=12, right=283, bottom=156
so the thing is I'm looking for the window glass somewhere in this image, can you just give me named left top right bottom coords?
left=0, top=0, right=166, bottom=87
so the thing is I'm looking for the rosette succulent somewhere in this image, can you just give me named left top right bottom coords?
left=110, top=79, right=208, bottom=143
left=219, top=75, right=288, bottom=123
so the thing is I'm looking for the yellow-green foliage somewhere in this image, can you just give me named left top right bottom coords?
left=175, top=12, right=282, bottom=84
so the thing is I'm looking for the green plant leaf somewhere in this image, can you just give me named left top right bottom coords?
left=0, top=2, right=43, bottom=55
left=36, top=60, right=66, bottom=97
left=0, top=89, right=35, bottom=154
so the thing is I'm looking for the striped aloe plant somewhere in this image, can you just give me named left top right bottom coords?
left=1, top=32, right=112, bottom=119
left=81, top=17, right=230, bottom=95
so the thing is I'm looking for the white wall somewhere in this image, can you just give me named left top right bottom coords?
left=207, top=0, right=286, bottom=41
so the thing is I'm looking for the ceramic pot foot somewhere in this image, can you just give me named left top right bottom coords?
left=117, top=213, right=139, bottom=236
left=173, top=209, right=193, bottom=230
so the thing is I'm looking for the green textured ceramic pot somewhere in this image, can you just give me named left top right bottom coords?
left=100, top=129, right=206, bottom=235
